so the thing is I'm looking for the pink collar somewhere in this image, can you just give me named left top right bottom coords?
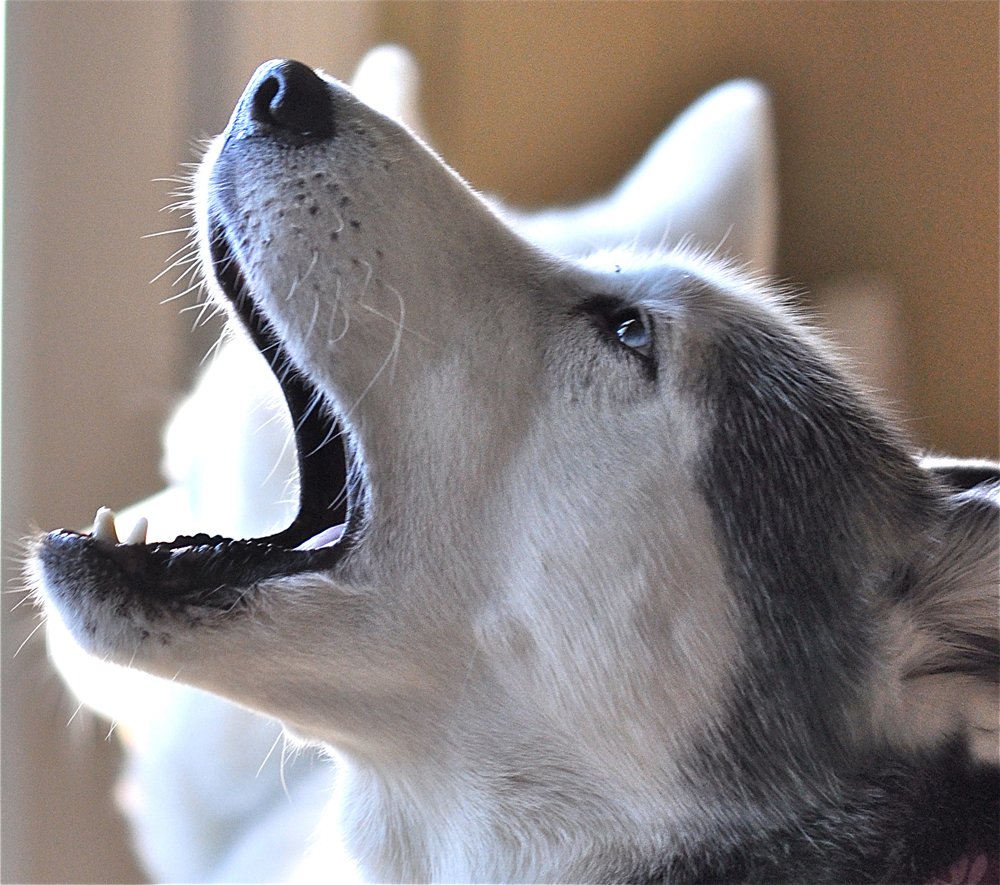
left=930, top=853, right=999, bottom=885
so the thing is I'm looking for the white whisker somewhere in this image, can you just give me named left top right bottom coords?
left=151, top=250, right=200, bottom=287
left=65, top=700, right=87, bottom=729
left=142, top=227, right=192, bottom=240
left=357, top=292, right=436, bottom=347
left=199, top=326, right=232, bottom=368
left=341, top=287, right=406, bottom=422
left=357, top=258, right=373, bottom=299
left=191, top=298, right=225, bottom=331
left=13, top=617, right=47, bottom=658
left=263, top=434, right=296, bottom=488
left=327, top=277, right=350, bottom=345
left=287, top=250, right=320, bottom=303
left=256, top=730, right=285, bottom=779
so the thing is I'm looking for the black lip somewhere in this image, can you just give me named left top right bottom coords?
left=38, top=529, right=345, bottom=617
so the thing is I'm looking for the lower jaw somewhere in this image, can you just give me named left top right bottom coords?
left=38, top=506, right=351, bottom=611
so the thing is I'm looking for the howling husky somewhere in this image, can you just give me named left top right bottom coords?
left=33, top=59, right=998, bottom=883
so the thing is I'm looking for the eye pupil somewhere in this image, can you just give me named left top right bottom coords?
left=615, top=315, right=650, bottom=353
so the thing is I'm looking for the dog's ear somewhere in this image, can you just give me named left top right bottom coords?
left=349, top=44, right=426, bottom=140
left=885, top=459, right=999, bottom=765
left=510, top=80, right=778, bottom=271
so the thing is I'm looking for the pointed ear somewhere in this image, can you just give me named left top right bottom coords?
left=885, top=459, right=999, bottom=765
left=511, top=80, right=779, bottom=272
left=349, top=44, right=426, bottom=139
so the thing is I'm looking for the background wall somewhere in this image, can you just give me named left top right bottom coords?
left=4, top=2, right=996, bottom=882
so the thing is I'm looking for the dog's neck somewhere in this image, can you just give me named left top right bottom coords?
left=329, top=738, right=688, bottom=883
left=324, top=737, right=998, bottom=883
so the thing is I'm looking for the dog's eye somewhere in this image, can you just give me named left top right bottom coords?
left=615, top=314, right=652, bottom=357
left=582, top=298, right=656, bottom=367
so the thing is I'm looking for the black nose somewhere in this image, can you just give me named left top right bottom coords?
left=244, top=59, right=335, bottom=140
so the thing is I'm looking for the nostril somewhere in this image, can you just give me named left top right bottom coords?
left=251, top=75, right=281, bottom=122
left=248, top=59, right=335, bottom=139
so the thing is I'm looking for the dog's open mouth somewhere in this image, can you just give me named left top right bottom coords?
left=200, top=220, right=361, bottom=553
left=36, top=221, right=359, bottom=606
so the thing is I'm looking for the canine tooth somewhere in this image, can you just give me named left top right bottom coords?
left=92, top=507, right=120, bottom=544
left=124, top=517, right=148, bottom=545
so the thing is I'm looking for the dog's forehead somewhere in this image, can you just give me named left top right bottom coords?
left=566, top=250, right=685, bottom=307
left=568, top=247, right=780, bottom=327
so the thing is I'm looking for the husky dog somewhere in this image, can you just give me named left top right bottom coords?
left=33, top=60, right=998, bottom=883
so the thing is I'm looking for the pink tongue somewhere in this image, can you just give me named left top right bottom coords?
left=295, top=524, right=345, bottom=551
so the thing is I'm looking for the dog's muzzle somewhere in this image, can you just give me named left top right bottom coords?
left=34, top=60, right=362, bottom=615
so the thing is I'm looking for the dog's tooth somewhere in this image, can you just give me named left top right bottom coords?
left=124, top=517, right=148, bottom=546
left=92, top=507, right=120, bottom=544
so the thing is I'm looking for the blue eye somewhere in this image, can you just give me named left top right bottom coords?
left=615, top=313, right=652, bottom=357
left=582, top=297, right=656, bottom=366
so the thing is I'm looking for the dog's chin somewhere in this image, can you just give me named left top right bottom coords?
left=33, top=218, right=364, bottom=656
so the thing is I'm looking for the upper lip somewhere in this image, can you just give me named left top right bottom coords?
left=205, top=219, right=358, bottom=553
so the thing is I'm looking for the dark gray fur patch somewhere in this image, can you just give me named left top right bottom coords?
left=683, top=307, right=952, bottom=818
left=629, top=739, right=998, bottom=883
left=625, top=304, right=996, bottom=879
left=694, top=314, right=938, bottom=775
